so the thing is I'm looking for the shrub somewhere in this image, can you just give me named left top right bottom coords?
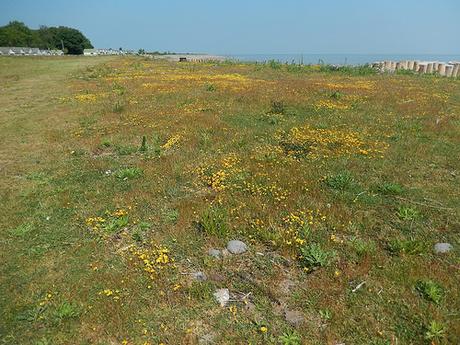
left=299, top=243, right=336, bottom=269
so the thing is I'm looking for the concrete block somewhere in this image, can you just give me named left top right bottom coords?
left=438, top=63, right=446, bottom=76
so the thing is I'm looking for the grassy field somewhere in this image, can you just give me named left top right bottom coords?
left=0, top=56, right=459, bottom=345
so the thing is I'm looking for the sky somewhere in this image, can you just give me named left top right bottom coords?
left=1, top=0, right=459, bottom=55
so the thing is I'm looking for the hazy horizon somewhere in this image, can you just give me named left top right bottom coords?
left=1, top=0, right=459, bottom=55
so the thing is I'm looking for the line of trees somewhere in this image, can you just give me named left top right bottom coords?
left=0, top=21, right=93, bottom=55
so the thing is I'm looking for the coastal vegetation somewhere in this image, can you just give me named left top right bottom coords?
left=0, top=21, right=93, bottom=54
left=0, top=56, right=459, bottom=344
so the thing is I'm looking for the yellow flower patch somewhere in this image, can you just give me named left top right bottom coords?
left=278, top=125, right=388, bottom=159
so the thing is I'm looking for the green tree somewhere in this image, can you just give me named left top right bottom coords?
left=0, top=21, right=93, bottom=55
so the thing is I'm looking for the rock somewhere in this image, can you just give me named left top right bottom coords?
left=278, top=279, right=296, bottom=295
left=208, top=248, right=222, bottom=258
left=191, top=271, right=207, bottom=282
left=434, top=243, right=453, bottom=254
left=226, top=240, right=248, bottom=254
left=243, top=301, right=256, bottom=313
left=213, top=288, right=230, bottom=307
left=199, top=333, right=216, bottom=344
left=284, top=309, right=305, bottom=327
left=208, top=273, right=225, bottom=283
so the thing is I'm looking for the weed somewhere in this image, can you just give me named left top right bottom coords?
left=349, top=237, right=376, bottom=258
left=54, top=301, right=79, bottom=321
left=115, top=144, right=138, bottom=155
left=267, top=59, right=282, bottom=69
left=101, top=138, right=112, bottom=147
left=163, top=209, right=179, bottom=224
left=319, top=308, right=332, bottom=321
left=103, top=215, right=129, bottom=234
left=205, top=83, right=216, bottom=91
left=320, top=64, right=377, bottom=76
left=330, top=90, right=344, bottom=99
left=113, top=100, right=124, bottom=113
left=9, top=223, right=33, bottom=237
left=131, top=230, right=143, bottom=243
left=415, top=280, right=444, bottom=304
left=387, top=238, right=425, bottom=255
left=115, top=167, right=143, bottom=180
left=397, top=206, right=419, bottom=221
left=198, top=206, right=228, bottom=238
left=377, top=182, right=404, bottom=195
left=299, top=243, right=336, bottom=269
left=424, top=320, right=446, bottom=341
left=269, top=100, right=286, bottom=114
left=324, top=171, right=354, bottom=191
left=278, top=331, right=302, bottom=345
left=139, top=135, right=148, bottom=152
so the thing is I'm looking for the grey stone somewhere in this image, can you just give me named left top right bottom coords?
left=208, top=248, right=222, bottom=258
left=434, top=242, right=453, bottom=254
left=191, top=271, right=207, bottom=281
left=284, top=309, right=305, bottom=327
left=226, top=240, right=248, bottom=254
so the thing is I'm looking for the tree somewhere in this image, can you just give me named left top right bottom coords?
left=0, top=21, right=93, bottom=54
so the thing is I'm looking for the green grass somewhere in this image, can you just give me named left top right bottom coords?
left=0, top=55, right=459, bottom=344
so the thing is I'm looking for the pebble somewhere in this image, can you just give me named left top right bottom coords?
left=208, top=248, right=222, bottom=258
left=226, top=240, right=248, bottom=254
left=213, top=288, right=230, bottom=307
left=191, top=271, right=207, bottom=282
left=278, top=279, right=296, bottom=295
left=284, top=309, right=305, bottom=326
left=199, top=333, right=216, bottom=344
left=434, top=242, right=453, bottom=254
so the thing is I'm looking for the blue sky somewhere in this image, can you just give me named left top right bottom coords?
left=1, top=0, right=459, bottom=54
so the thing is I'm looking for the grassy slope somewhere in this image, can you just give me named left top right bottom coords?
left=0, top=57, right=459, bottom=345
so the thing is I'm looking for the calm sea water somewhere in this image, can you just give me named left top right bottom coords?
left=224, top=54, right=460, bottom=65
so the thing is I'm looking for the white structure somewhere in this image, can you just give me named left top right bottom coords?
left=0, top=47, right=63, bottom=56
left=84, top=48, right=133, bottom=56
left=374, top=59, right=460, bottom=77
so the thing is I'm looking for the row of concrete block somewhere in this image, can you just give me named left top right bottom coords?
left=374, top=60, right=460, bottom=77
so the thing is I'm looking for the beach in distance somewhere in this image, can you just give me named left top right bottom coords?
left=225, top=53, right=460, bottom=65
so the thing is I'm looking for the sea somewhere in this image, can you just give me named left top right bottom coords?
left=223, top=54, right=460, bottom=66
